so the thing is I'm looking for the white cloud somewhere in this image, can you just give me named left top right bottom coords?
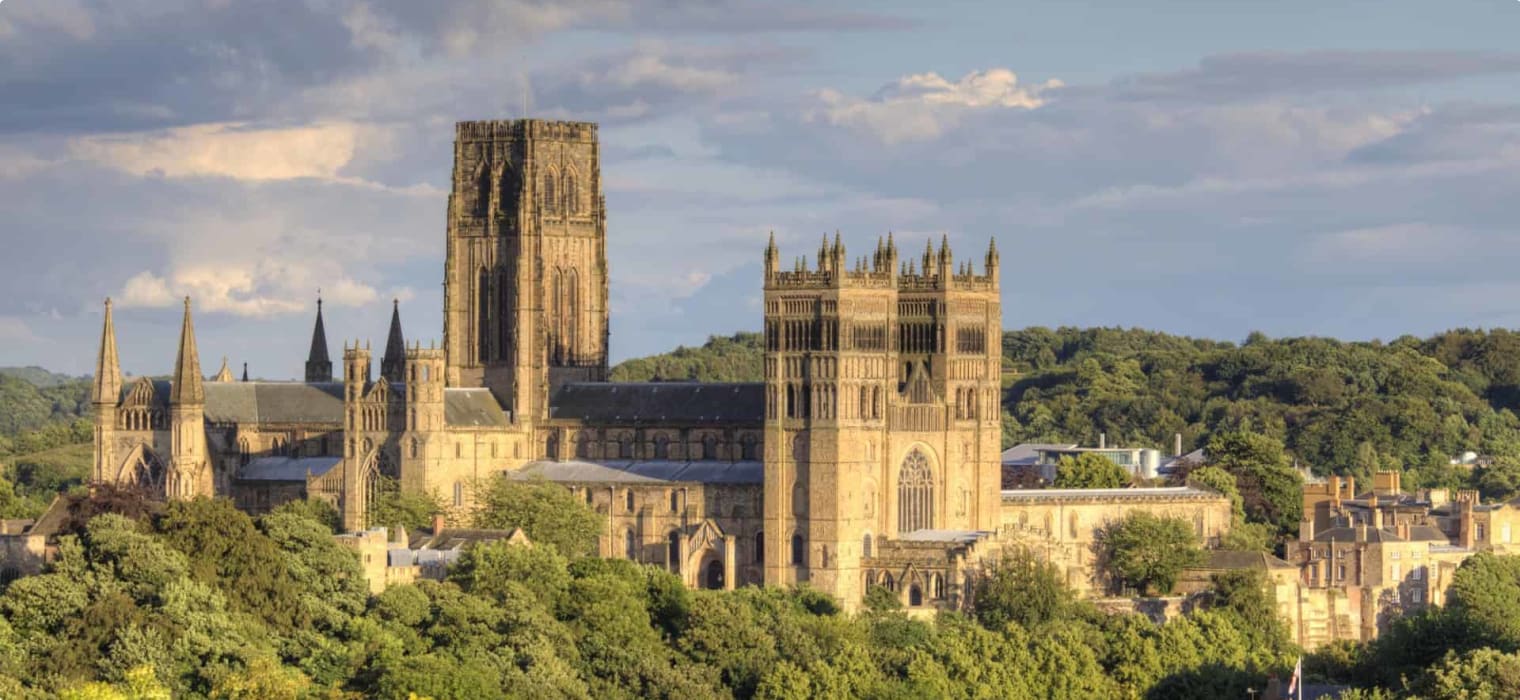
left=808, top=68, right=1062, bottom=144
left=68, top=122, right=374, bottom=181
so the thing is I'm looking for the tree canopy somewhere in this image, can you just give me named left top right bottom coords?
left=1052, top=453, right=1131, bottom=489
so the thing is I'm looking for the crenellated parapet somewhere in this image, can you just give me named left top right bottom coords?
left=765, top=231, right=999, bottom=292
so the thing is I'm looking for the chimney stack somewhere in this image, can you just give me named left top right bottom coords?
left=1174, top=433, right=1183, bottom=457
left=432, top=513, right=446, bottom=534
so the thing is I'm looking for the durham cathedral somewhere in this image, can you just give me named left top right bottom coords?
left=87, top=119, right=1229, bottom=611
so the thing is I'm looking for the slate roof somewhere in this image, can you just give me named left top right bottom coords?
left=203, top=382, right=345, bottom=424
left=237, top=456, right=341, bottom=482
left=1000, top=443, right=1077, bottom=465
left=444, top=389, right=509, bottom=427
left=549, top=382, right=764, bottom=425
left=1313, top=526, right=1403, bottom=543
left=1001, top=486, right=1223, bottom=502
left=512, top=458, right=764, bottom=485
left=1200, top=550, right=1297, bottom=571
left=896, top=529, right=992, bottom=544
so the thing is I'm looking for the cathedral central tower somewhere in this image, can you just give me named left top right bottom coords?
left=443, top=120, right=609, bottom=421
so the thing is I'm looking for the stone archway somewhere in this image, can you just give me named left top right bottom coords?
left=703, top=557, right=725, bottom=590
left=117, top=444, right=166, bottom=492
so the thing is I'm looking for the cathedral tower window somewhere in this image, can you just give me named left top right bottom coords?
left=668, top=530, right=682, bottom=573
left=862, top=533, right=873, bottom=558
left=791, top=534, right=805, bottom=566
left=541, top=168, right=558, bottom=213
left=754, top=531, right=764, bottom=563
left=897, top=449, right=934, bottom=534
left=563, top=169, right=579, bottom=214
left=473, top=163, right=490, bottom=217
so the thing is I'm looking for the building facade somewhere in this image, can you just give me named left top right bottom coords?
left=90, top=118, right=1226, bottom=610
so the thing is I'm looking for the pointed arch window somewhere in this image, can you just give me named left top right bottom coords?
left=473, top=163, right=491, bottom=217
left=754, top=531, right=765, bottom=564
left=495, top=266, right=511, bottom=360
left=898, top=448, right=934, bottom=534
left=625, top=529, right=638, bottom=560
left=542, top=169, right=559, bottom=213
left=477, top=267, right=492, bottom=363
left=862, top=533, right=873, bottom=558
left=668, top=530, right=682, bottom=573
left=563, top=169, right=580, bottom=215
left=791, top=533, right=805, bottom=566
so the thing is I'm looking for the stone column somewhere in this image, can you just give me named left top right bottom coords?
left=723, top=535, right=737, bottom=591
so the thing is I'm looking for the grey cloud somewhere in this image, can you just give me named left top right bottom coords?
left=1108, top=51, right=1520, bottom=103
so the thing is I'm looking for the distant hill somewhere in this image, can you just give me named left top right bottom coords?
left=611, top=326, right=1520, bottom=484
left=0, top=366, right=84, bottom=388
left=610, top=332, right=763, bottom=383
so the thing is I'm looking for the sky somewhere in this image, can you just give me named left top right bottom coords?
left=4, top=0, right=1520, bottom=378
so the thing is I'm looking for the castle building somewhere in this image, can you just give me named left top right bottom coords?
left=90, top=118, right=1225, bottom=609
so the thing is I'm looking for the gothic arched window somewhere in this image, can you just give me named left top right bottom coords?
left=625, top=529, right=638, bottom=560
left=790, top=534, right=805, bottom=566
left=862, top=533, right=873, bottom=558
left=473, top=163, right=491, bottom=217
left=754, top=531, right=764, bottom=563
left=563, top=170, right=579, bottom=214
left=541, top=169, right=559, bottom=213
left=668, top=530, right=682, bottom=573
left=898, top=448, right=934, bottom=534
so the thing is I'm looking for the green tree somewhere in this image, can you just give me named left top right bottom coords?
left=1474, top=457, right=1520, bottom=502
left=1445, top=552, right=1520, bottom=649
left=1053, top=453, right=1131, bottom=489
left=1411, top=648, right=1520, bottom=700
left=470, top=477, right=604, bottom=558
left=971, top=550, right=1075, bottom=630
left=1204, top=431, right=1303, bottom=533
left=368, top=476, right=445, bottom=532
left=1103, top=512, right=1205, bottom=595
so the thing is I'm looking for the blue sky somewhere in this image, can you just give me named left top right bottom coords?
left=3, top=0, right=1520, bottom=378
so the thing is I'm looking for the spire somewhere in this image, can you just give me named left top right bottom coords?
left=305, top=296, right=333, bottom=382
left=940, top=233, right=951, bottom=262
left=170, top=297, right=204, bottom=405
left=92, top=298, right=122, bottom=404
left=212, top=357, right=234, bottom=383
left=764, top=231, right=780, bottom=281
left=381, top=299, right=406, bottom=382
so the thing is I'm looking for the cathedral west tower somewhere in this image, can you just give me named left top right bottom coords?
left=443, top=119, right=609, bottom=425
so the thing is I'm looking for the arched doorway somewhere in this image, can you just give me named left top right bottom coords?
left=909, top=585, right=923, bottom=607
left=704, top=559, right=724, bottom=590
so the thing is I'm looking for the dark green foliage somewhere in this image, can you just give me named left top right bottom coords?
left=367, top=476, right=444, bottom=532
left=971, top=549, right=1075, bottom=630
left=1052, top=452, right=1131, bottom=489
left=1202, top=431, right=1304, bottom=534
left=470, top=477, right=605, bottom=558
left=1102, top=512, right=1206, bottom=595
left=610, top=332, right=764, bottom=382
left=1001, top=327, right=1520, bottom=495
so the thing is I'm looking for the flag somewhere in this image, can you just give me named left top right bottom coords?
left=1287, top=656, right=1302, bottom=699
